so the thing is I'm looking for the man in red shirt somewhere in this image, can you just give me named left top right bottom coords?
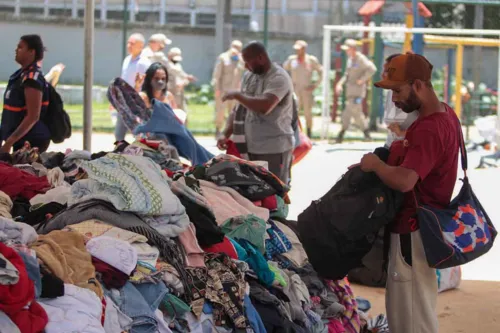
left=360, top=53, right=459, bottom=333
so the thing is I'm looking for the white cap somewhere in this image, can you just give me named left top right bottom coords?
left=169, top=47, right=183, bottom=62
left=149, top=33, right=172, bottom=48
left=231, top=40, right=243, bottom=51
left=341, top=39, right=358, bottom=51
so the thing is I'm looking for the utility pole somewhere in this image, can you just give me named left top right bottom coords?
left=411, top=0, right=424, bottom=55
left=84, top=0, right=95, bottom=151
left=263, top=0, right=269, bottom=47
left=215, top=0, right=224, bottom=56
left=215, top=0, right=232, bottom=56
left=473, top=5, right=484, bottom=104
left=122, top=0, right=129, bottom=60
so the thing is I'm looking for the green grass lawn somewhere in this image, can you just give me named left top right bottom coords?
left=66, top=102, right=216, bottom=134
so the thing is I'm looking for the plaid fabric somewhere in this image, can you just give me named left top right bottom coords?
left=232, top=104, right=249, bottom=160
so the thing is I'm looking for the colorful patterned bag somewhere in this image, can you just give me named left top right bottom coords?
left=417, top=119, right=497, bottom=269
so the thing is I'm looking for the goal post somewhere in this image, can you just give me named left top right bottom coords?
left=321, top=25, right=500, bottom=140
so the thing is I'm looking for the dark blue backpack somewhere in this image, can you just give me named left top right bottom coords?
left=417, top=120, right=496, bottom=269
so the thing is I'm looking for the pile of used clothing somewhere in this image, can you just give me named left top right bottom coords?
left=0, top=140, right=367, bottom=333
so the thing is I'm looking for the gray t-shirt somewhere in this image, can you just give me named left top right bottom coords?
left=242, top=64, right=295, bottom=154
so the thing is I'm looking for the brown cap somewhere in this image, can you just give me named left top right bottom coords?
left=374, top=53, right=433, bottom=89
left=293, top=40, right=308, bottom=50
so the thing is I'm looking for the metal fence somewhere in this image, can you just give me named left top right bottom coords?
left=0, top=0, right=333, bottom=32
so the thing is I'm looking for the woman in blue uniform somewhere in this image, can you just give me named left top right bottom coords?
left=0, top=35, right=51, bottom=153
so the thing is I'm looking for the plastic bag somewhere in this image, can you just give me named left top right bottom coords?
left=436, top=266, right=462, bottom=293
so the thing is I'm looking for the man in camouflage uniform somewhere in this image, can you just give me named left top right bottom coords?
left=335, top=39, right=377, bottom=143
left=167, top=47, right=196, bottom=111
left=283, top=40, right=323, bottom=138
left=212, top=40, right=245, bottom=136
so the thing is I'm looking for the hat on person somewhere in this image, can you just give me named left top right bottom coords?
left=374, top=53, right=433, bottom=90
left=340, top=39, right=358, bottom=50
left=231, top=40, right=243, bottom=51
left=293, top=40, right=308, bottom=50
left=169, top=47, right=183, bottom=62
left=149, top=33, right=172, bottom=48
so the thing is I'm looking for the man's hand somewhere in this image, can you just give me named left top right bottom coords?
left=360, top=153, right=382, bottom=172
left=215, top=90, right=221, bottom=98
left=356, top=79, right=365, bottom=86
left=0, top=143, right=12, bottom=154
left=222, top=91, right=241, bottom=102
left=217, top=136, right=229, bottom=150
left=335, top=85, right=343, bottom=95
left=188, top=75, right=197, bottom=83
left=135, top=73, right=145, bottom=90
left=388, top=123, right=405, bottom=138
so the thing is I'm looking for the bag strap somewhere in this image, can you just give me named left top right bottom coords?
left=454, top=108, right=468, bottom=178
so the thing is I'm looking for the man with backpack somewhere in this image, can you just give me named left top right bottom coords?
left=359, top=53, right=460, bottom=333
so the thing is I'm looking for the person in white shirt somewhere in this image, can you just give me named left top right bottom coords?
left=383, top=53, right=418, bottom=147
left=115, top=33, right=151, bottom=142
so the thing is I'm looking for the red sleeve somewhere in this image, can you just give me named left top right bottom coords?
left=400, top=128, right=443, bottom=181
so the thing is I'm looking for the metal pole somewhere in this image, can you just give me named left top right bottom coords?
left=412, top=0, right=424, bottom=54
left=321, top=28, right=331, bottom=140
left=71, top=0, right=77, bottom=19
left=370, top=13, right=383, bottom=131
left=223, top=0, right=232, bottom=50
left=159, top=0, right=166, bottom=25
left=263, top=0, right=269, bottom=47
left=83, top=0, right=95, bottom=152
left=14, top=0, right=20, bottom=17
left=473, top=5, right=484, bottom=120
left=496, top=35, right=500, bottom=148
left=122, top=0, right=129, bottom=61
left=455, top=44, right=464, bottom=120
left=447, top=48, right=455, bottom=105
left=44, top=0, right=49, bottom=18
left=215, top=0, right=224, bottom=56
left=497, top=35, right=500, bottom=118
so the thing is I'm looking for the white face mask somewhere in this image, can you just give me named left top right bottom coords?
left=152, top=79, right=166, bottom=91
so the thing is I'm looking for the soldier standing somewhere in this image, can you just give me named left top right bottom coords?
left=212, top=40, right=245, bottom=137
left=335, top=39, right=376, bottom=143
left=167, top=47, right=196, bottom=111
left=283, top=40, right=323, bottom=138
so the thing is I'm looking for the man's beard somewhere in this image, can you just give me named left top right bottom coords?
left=395, top=89, right=421, bottom=113
left=251, top=65, right=266, bottom=75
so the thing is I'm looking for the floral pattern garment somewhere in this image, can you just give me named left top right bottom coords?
left=191, top=154, right=290, bottom=202
left=326, top=279, right=362, bottom=333
left=205, top=253, right=248, bottom=329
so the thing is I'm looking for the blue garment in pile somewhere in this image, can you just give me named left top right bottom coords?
left=134, top=100, right=214, bottom=166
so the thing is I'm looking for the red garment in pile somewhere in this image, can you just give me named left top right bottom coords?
left=327, top=318, right=346, bottom=333
left=0, top=243, right=48, bottom=333
left=225, top=140, right=242, bottom=158
left=91, top=257, right=129, bottom=289
left=201, top=237, right=238, bottom=260
left=260, top=195, right=278, bottom=211
left=139, top=138, right=161, bottom=150
left=0, top=162, right=50, bottom=200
